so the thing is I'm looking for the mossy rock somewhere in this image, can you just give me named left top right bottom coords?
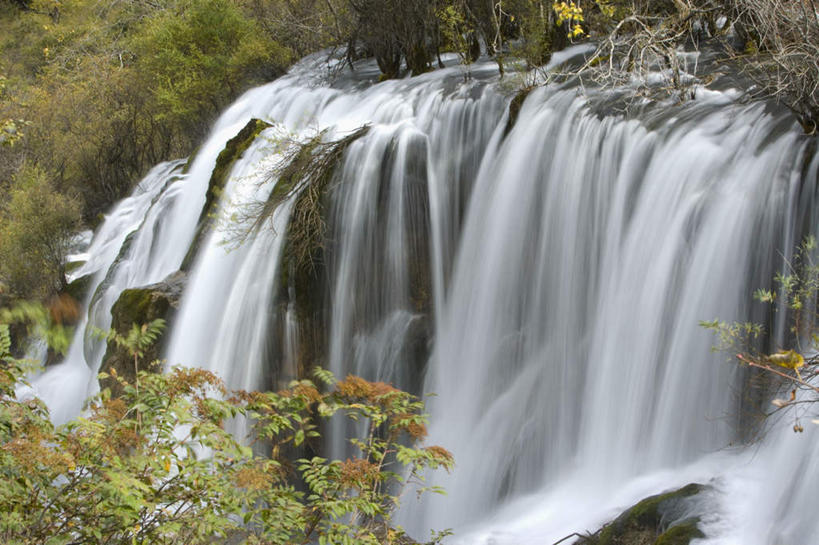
left=100, top=271, right=187, bottom=396
left=584, top=483, right=708, bottom=545
left=64, top=273, right=92, bottom=304
left=655, top=519, right=705, bottom=545
left=505, top=87, right=534, bottom=136
left=181, top=118, right=272, bottom=271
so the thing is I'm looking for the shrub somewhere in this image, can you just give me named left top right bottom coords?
left=0, top=314, right=454, bottom=544
left=0, top=164, right=81, bottom=298
left=703, top=237, right=819, bottom=435
left=132, top=0, right=289, bottom=135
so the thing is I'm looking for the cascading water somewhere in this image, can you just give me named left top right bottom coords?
left=44, top=50, right=819, bottom=543
left=26, top=160, right=184, bottom=423
left=409, top=86, right=818, bottom=543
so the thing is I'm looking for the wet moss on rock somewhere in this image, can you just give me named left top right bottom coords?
left=100, top=270, right=186, bottom=396
left=181, top=118, right=272, bottom=271
left=654, top=519, right=705, bottom=545
left=582, top=483, right=708, bottom=545
left=505, top=86, right=534, bottom=136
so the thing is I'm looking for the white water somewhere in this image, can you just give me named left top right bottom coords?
left=25, top=160, right=183, bottom=422
left=36, top=52, right=819, bottom=543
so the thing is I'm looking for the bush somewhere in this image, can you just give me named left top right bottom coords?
left=132, top=0, right=290, bottom=135
left=0, top=315, right=454, bottom=545
left=0, top=164, right=81, bottom=298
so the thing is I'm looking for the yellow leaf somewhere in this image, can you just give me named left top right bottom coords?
left=767, top=349, right=804, bottom=370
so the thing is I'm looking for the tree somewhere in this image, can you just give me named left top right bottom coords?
left=132, top=0, right=289, bottom=135
left=729, top=0, right=819, bottom=133
left=0, top=164, right=81, bottom=299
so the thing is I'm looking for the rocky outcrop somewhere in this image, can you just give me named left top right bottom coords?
left=181, top=118, right=272, bottom=271
left=274, top=128, right=434, bottom=395
left=63, top=273, right=92, bottom=306
left=580, top=483, right=708, bottom=545
left=505, top=86, right=534, bottom=136
left=100, top=271, right=186, bottom=395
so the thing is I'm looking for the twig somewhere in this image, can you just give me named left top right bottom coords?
left=551, top=532, right=588, bottom=545
left=736, top=353, right=819, bottom=394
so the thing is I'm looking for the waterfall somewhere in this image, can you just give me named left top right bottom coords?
left=40, top=52, right=819, bottom=543
left=410, top=87, right=816, bottom=543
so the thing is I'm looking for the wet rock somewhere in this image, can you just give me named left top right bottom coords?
left=505, top=87, right=534, bottom=137
left=581, top=483, right=708, bottom=545
left=63, top=273, right=92, bottom=305
left=100, top=270, right=187, bottom=395
left=181, top=118, right=272, bottom=271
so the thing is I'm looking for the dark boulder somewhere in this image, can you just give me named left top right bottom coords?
left=580, top=483, right=708, bottom=545
left=100, top=271, right=187, bottom=395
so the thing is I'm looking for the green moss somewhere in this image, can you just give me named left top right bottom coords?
left=111, top=288, right=170, bottom=329
left=655, top=519, right=705, bottom=545
left=100, top=271, right=186, bottom=396
left=626, top=484, right=702, bottom=528
left=505, top=87, right=534, bottom=136
left=181, top=118, right=272, bottom=271
left=588, top=484, right=707, bottom=545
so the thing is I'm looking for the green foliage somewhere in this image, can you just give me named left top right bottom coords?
left=0, top=0, right=293, bottom=221
left=437, top=2, right=479, bottom=65
left=98, top=318, right=167, bottom=363
left=132, top=0, right=288, bottom=132
left=0, top=164, right=81, bottom=298
left=0, top=308, right=453, bottom=544
left=703, top=237, right=819, bottom=432
left=0, top=70, right=25, bottom=147
left=0, top=299, right=74, bottom=356
left=699, top=319, right=764, bottom=355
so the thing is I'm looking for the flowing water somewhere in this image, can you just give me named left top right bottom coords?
left=33, top=51, right=819, bottom=543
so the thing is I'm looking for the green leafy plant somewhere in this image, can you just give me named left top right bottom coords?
left=702, top=236, right=819, bottom=433
left=0, top=309, right=453, bottom=544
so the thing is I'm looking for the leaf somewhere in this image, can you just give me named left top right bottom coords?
left=767, top=350, right=805, bottom=371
